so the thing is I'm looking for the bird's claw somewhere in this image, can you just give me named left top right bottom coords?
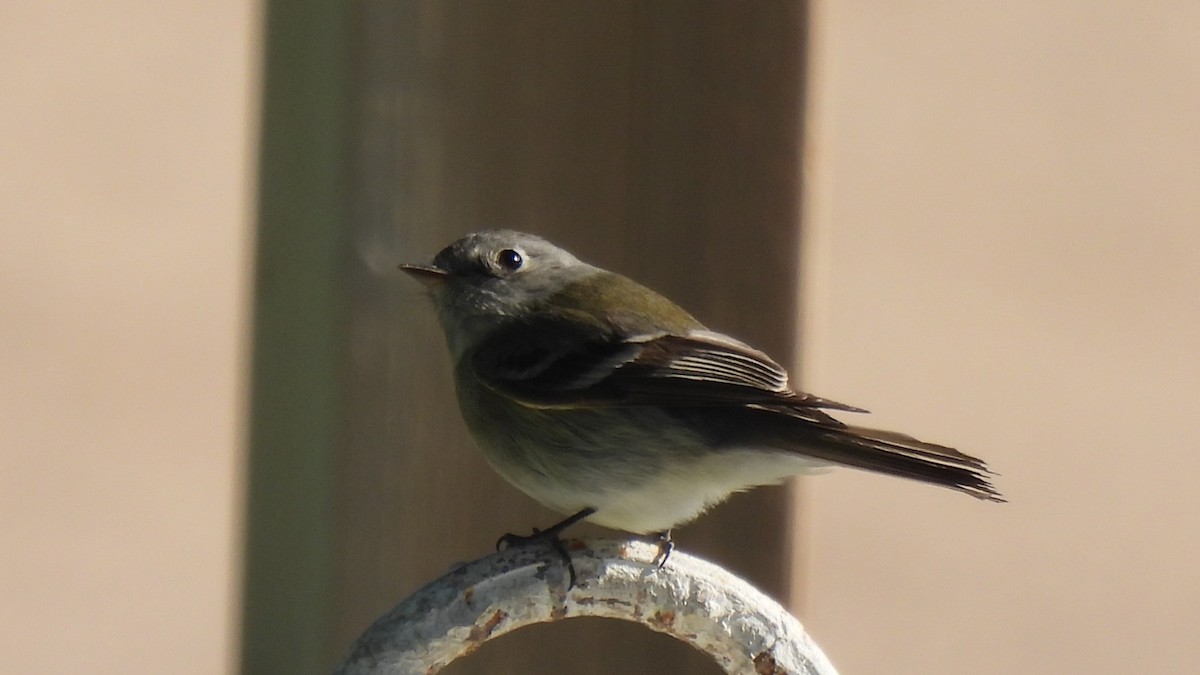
left=651, top=530, right=674, bottom=570
left=493, top=508, right=596, bottom=589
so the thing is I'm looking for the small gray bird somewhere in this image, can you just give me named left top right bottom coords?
left=402, top=231, right=1001, bottom=580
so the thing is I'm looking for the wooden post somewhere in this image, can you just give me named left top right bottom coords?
left=242, top=2, right=808, bottom=672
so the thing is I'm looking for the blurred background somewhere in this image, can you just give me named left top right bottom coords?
left=2, top=1, right=1197, bottom=674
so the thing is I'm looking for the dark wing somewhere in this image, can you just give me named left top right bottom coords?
left=471, top=319, right=1004, bottom=502
left=470, top=324, right=864, bottom=424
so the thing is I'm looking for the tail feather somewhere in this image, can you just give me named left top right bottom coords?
left=803, top=424, right=1004, bottom=502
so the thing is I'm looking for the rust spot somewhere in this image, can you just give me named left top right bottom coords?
left=753, top=650, right=793, bottom=675
left=567, top=538, right=588, bottom=551
left=632, top=584, right=648, bottom=619
left=575, top=597, right=633, bottom=610
left=467, top=610, right=507, bottom=643
left=463, top=587, right=474, bottom=604
left=650, top=610, right=675, bottom=628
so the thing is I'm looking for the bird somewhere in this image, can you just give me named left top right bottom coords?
left=401, top=230, right=1001, bottom=584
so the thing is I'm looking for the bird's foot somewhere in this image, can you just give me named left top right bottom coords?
left=495, top=507, right=596, bottom=589
left=650, top=530, right=674, bottom=570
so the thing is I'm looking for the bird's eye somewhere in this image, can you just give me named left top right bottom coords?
left=496, top=249, right=524, bottom=272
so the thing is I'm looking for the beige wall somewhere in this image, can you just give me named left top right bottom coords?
left=5, top=2, right=1198, bottom=674
left=0, top=2, right=258, bottom=673
left=800, top=2, right=1200, bottom=673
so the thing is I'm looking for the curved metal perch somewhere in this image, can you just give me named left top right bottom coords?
left=336, top=538, right=838, bottom=674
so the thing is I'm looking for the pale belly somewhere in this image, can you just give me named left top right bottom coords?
left=484, top=440, right=823, bottom=534
left=456, top=367, right=826, bottom=533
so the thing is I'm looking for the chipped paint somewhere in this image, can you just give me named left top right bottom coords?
left=335, top=538, right=837, bottom=675
left=755, top=650, right=794, bottom=675
left=651, top=610, right=675, bottom=629
left=466, top=609, right=506, bottom=643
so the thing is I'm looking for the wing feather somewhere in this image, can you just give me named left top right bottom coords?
left=471, top=324, right=864, bottom=423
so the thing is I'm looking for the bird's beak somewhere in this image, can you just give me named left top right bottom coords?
left=398, top=263, right=449, bottom=287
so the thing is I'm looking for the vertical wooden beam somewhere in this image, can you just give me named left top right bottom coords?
left=239, top=1, right=350, bottom=672
left=243, top=2, right=807, bottom=672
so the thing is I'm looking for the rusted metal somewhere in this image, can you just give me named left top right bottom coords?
left=336, top=538, right=837, bottom=674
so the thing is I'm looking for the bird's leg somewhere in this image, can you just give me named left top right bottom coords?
left=496, top=507, right=596, bottom=588
left=650, top=529, right=674, bottom=570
